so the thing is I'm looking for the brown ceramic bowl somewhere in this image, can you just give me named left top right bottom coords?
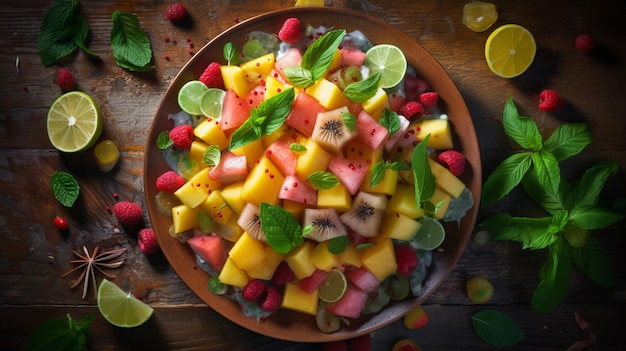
left=145, top=7, right=481, bottom=343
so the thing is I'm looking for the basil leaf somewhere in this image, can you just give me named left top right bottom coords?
left=259, top=203, right=303, bottom=254
left=379, top=108, right=401, bottom=136
left=530, top=150, right=561, bottom=198
left=51, top=171, right=80, bottom=207
left=565, top=161, right=619, bottom=210
left=543, top=123, right=591, bottom=162
left=532, top=237, right=572, bottom=313
left=341, top=112, right=357, bottom=132
left=502, top=97, right=543, bottom=151
left=301, top=29, right=346, bottom=81
left=110, top=11, right=154, bottom=71
left=521, top=168, right=567, bottom=215
left=223, top=42, right=239, bottom=65
left=481, top=152, right=532, bottom=205
left=156, top=131, right=173, bottom=149
left=202, top=145, right=221, bottom=167
left=308, top=171, right=340, bottom=190
left=328, top=236, right=350, bottom=254
left=470, top=310, right=525, bottom=346
left=480, top=213, right=559, bottom=250
left=570, top=236, right=614, bottom=289
left=229, top=120, right=261, bottom=150
left=568, top=206, right=624, bottom=230
left=290, top=143, right=307, bottom=153
left=283, top=66, right=314, bottom=88
left=369, top=161, right=386, bottom=189
left=411, top=134, right=435, bottom=204
left=26, top=313, right=93, bottom=351
left=343, top=71, right=382, bottom=103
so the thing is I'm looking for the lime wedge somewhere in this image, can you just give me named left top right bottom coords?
left=364, top=44, right=407, bottom=88
left=47, top=91, right=103, bottom=153
left=318, top=269, right=347, bottom=303
left=414, top=217, right=446, bottom=250
left=97, top=278, right=154, bottom=328
left=178, top=80, right=209, bottom=116
left=200, top=88, right=226, bottom=119
left=485, top=24, right=536, bottom=78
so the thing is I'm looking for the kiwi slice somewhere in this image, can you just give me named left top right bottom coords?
left=303, top=208, right=347, bottom=242
left=340, top=191, right=388, bottom=237
left=237, top=203, right=265, bottom=242
left=311, top=106, right=358, bottom=154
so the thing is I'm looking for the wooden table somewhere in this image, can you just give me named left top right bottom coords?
left=1, top=0, right=625, bottom=349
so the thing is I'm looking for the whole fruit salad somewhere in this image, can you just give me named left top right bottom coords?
left=153, top=17, right=474, bottom=333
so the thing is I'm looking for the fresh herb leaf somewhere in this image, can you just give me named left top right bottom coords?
left=328, top=236, right=350, bottom=254
left=259, top=202, right=303, bottom=254
left=532, top=237, right=572, bottom=313
left=379, top=108, right=401, bottom=136
left=369, top=161, right=386, bottom=188
left=543, top=123, right=591, bottom=162
left=26, top=313, right=93, bottom=351
left=423, top=200, right=444, bottom=217
left=521, top=168, right=567, bottom=215
left=356, top=242, right=377, bottom=250
left=51, top=171, right=80, bottom=207
left=290, top=143, right=307, bottom=153
left=301, top=29, right=345, bottom=81
left=343, top=71, right=382, bottom=103
left=411, top=134, right=435, bottom=205
left=341, top=112, right=357, bottom=132
left=481, top=152, right=532, bottom=205
left=202, top=145, right=221, bottom=167
left=223, top=42, right=239, bottom=65
left=568, top=206, right=624, bottom=230
left=470, top=310, right=525, bottom=346
left=110, top=11, right=154, bottom=72
left=284, top=66, right=315, bottom=88
left=502, top=97, right=543, bottom=151
left=530, top=150, right=561, bottom=198
left=156, top=131, right=173, bottom=149
left=565, top=161, right=619, bottom=210
left=480, top=213, right=561, bottom=250
left=570, top=236, right=614, bottom=289
left=308, top=171, right=340, bottom=190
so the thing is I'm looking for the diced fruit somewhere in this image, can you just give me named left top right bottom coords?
left=325, top=287, right=368, bottom=319
left=263, top=75, right=287, bottom=100
left=416, top=119, right=454, bottom=150
left=220, top=89, right=251, bottom=132
left=387, top=183, right=425, bottom=219
left=230, top=138, right=264, bottom=168
left=345, top=267, right=379, bottom=293
left=335, top=244, right=362, bottom=268
left=385, top=114, right=410, bottom=151
left=246, top=245, right=285, bottom=280
left=278, top=174, right=318, bottom=206
left=241, top=156, right=285, bottom=206
left=245, top=85, right=265, bottom=108
left=228, top=232, right=266, bottom=272
left=188, top=140, right=209, bottom=168
left=303, top=208, right=347, bottom=242
left=361, top=168, right=398, bottom=195
left=281, top=281, right=318, bottom=315
left=356, top=110, right=389, bottom=150
left=194, top=118, right=229, bottom=150
left=171, top=204, right=199, bottom=234
left=240, top=52, right=276, bottom=87
left=340, top=191, right=388, bottom=237
left=359, top=234, right=397, bottom=282
left=317, top=184, right=352, bottom=212
left=381, top=212, right=422, bottom=241
left=218, top=257, right=249, bottom=288
left=265, top=133, right=304, bottom=176
left=175, top=170, right=220, bottom=208
left=299, top=269, right=329, bottom=294
left=327, top=157, right=369, bottom=195
left=429, top=158, right=465, bottom=198
left=219, top=181, right=245, bottom=214
left=310, top=241, right=339, bottom=271
left=340, top=46, right=366, bottom=68
left=201, top=190, right=235, bottom=225
left=285, top=241, right=317, bottom=279
left=312, top=107, right=358, bottom=154
left=187, top=235, right=227, bottom=271
left=466, top=277, right=494, bottom=303
left=361, top=87, right=389, bottom=120
left=296, top=138, right=332, bottom=179
left=306, top=78, right=350, bottom=110
left=282, top=199, right=308, bottom=222
left=220, top=65, right=250, bottom=97
left=237, top=203, right=265, bottom=241
left=275, top=47, right=302, bottom=82
left=429, top=187, right=451, bottom=219
left=208, top=151, right=248, bottom=185
left=343, top=138, right=383, bottom=165
left=286, top=92, right=328, bottom=136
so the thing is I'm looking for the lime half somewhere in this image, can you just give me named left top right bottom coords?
left=364, top=44, right=407, bottom=88
left=414, top=217, right=446, bottom=250
left=97, top=278, right=154, bottom=328
left=47, top=91, right=103, bottom=153
left=318, top=269, right=347, bottom=303
left=178, top=80, right=209, bottom=116
left=200, top=88, right=226, bottom=119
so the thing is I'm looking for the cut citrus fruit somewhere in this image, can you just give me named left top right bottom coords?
left=47, top=91, right=103, bottom=153
left=485, top=24, right=536, bottom=78
left=178, top=80, right=209, bottom=116
left=97, top=278, right=154, bottom=328
left=200, top=88, right=226, bottom=119
left=414, top=217, right=446, bottom=250
left=364, top=44, right=407, bottom=88
left=318, top=269, right=347, bottom=303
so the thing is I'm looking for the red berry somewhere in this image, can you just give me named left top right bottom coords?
left=403, top=75, right=429, bottom=101
left=418, top=92, right=438, bottom=110
left=261, top=284, right=282, bottom=312
left=169, top=124, right=194, bottom=149
left=165, top=2, right=188, bottom=23
left=575, top=34, right=595, bottom=54
left=395, top=244, right=418, bottom=276
left=156, top=170, right=185, bottom=193
left=242, top=279, right=266, bottom=302
left=53, top=216, right=68, bottom=230
left=278, top=18, right=303, bottom=44
left=112, top=201, right=143, bottom=226
left=539, top=89, right=564, bottom=112
left=321, top=341, right=348, bottom=351
left=56, top=68, right=76, bottom=91
left=199, top=62, right=225, bottom=89
left=271, top=261, right=296, bottom=285
left=138, top=228, right=159, bottom=254
left=438, top=150, right=466, bottom=176
left=348, top=334, right=372, bottom=351
left=398, top=101, right=424, bottom=120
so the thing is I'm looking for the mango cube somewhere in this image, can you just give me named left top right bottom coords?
left=241, top=156, right=285, bottom=206
left=386, top=183, right=425, bottom=219
left=381, top=212, right=422, bottom=241
left=416, top=119, right=454, bottom=150
left=305, top=78, right=350, bottom=110
left=218, top=257, right=249, bottom=289
left=220, top=65, right=250, bottom=98
left=264, top=75, right=287, bottom=100
left=361, top=87, right=389, bottom=121
left=230, top=137, right=264, bottom=168
left=359, top=234, right=397, bottom=282
left=281, top=282, right=319, bottom=315
left=194, top=118, right=229, bottom=150
left=189, top=140, right=209, bottom=169
left=282, top=199, right=308, bottom=222
left=360, top=168, right=398, bottom=195
left=285, top=241, right=317, bottom=279
left=228, top=231, right=266, bottom=272
left=310, top=241, right=339, bottom=271
left=240, top=53, right=275, bottom=88
left=429, top=187, right=451, bottom=219
left=246, top=246, right=285, bottom=280
left=343, top=138, right=383, bottom=165
left=429, top=158, right=465, bottom=198
left=201, top=190, right=235, bottom=225
left=317, top=184, right=352, bottom=212
left=335, top=245, right=362, bottom=268
left=171, top=204, right=199, bottom=234
left=220, top=181, right=245, bottom=214
left=295, top=138, right=332, bottom=179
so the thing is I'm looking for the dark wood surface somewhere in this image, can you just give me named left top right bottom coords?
left=1, top=0, right=625, bottom=350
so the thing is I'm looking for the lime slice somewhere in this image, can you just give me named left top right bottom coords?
left=97, top=278, right=154, bottom=328
left=364, top=44, right=407, bottom=88
left=200, top=88, right=226, bottom=119
left=47, top=91, right=103, bottom=153
left=414, top=217, right=446, bottom=250
left=318, top=269, right=347, bottom=303
left=178, top=80, right=209, bottom=116
left=485, top=24, right=536, bottom=78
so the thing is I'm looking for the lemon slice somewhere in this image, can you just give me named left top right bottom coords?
left=318, top=269, right=347, bottom=303
left=485, top=24, right=536, bottom=78
left=97, top=278, right=154, bottom=328
left=364, top=44, right=407, bottom=88
left=414, top=217, right=446, bottom=250
left=178, top=80, right=209, bottom=116
left=200, top=88, right=226, bottom=119
left=46, top=91, right=103, bottom=153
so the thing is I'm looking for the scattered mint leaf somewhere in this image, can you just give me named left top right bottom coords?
left=379, top=108, right=401, bottom=136
left=110, top=11, right=154, bottom=72
left=308, top=171, right=340, bottom=190
left=51, top=171, right=80, bottom=207
left=480, top=213, right=561, bottom=250
left=202, top=145, right=221, bottom=167
left=570, top=236, right=614, bottom=289
left=284, top=66, right=314, bottom=88
left=502, top=97, right=543, bottom=151
left=532, top=237, right=572, bottom=313
left=328, top=236, right=349, bottom=254
left=156, top=131, right=173, bottom=149
left=565, top=161, right=618, bottom=210
left=568, top=206, right=623, bottom=230
left=223, top=42, right=239, bottom=65
left=301, top=29, right=346, bottom=81
left=411, top=134, right=435, bottom=205
left=290, top=143, right=307, bottom=153
left=543, top=122, right=591, bottom=162
left=343, top=71, right=382, bottom=103
left=530, top=150, right=561, bottom=198
left=521, top=168, right=567, bottom=215
left=26, top=313, right=93, bottom=351
left=341, top=112, right=357, bottom=132
left=369, top=161, right=386, bottom=188
left=481, top=152, right=532, bottom=205
left=259, top=202, right=303, bottom=254
left=470, top=309, right=525, bottom=346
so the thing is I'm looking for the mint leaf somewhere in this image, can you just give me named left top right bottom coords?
left=156, top=131, right=173, bottom=149
left=51, top=171, right=80, bottom=207
left=530, top=150, right=561, bottom=197
left=223, top=42, right=239, bottom=65
left=543, top=123, right=591, bottom=162
left=532, top=237, right=572, bottom=313
left=328, top=236, right=349, bottom=254
left=481, top=152, right=532, bottom=205
left=301, top=29, right=346, bottom=81
left=565, top=161, right=619, bottom=210
left=502, top=97, right=543, bottom=151
left=369, top=161, right=386, bottom=188
left=343, top=71, right=382, bottom=103
left=568, top=206, right=624, bottom=230
left=411, top=134, right=435, bottom=204
left=284, top=66, right=315, bottom=88
left=110, top=11, right=154, bottom=72
left=26, top=313, right=93, bottom=351
left=470, top=310, right=525, bottom=346
left=570, top=236, right=614, bottom=289
left=259, top=202, right=303, bottom=254
left=290, top=143, right=307, bottom=153
left=480, top=213, right=560, bottom=250
left=229, top=120, right=261, bottom=150
left=202, top=145, right=221, bottom=167
left=522, top=168, right=567, bottom=214
left=379, top=108, right=401, bottom=136
left=341, top=112, right=357, bottom=132
left=308, top=171, right=340, bottom=190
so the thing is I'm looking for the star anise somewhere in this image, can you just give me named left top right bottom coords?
left=62, top=245, right=127, bottom=299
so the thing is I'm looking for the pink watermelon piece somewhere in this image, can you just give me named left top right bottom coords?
left=345, top=267, right=380, bottom=293
left=325, top=287, right=368, bottom=319
left=265, top=134, right=299, bottom=176
left=278, top=174, right=318, bottom=206
left=347, top=227, right=368, bottom=246
left=340, top=46, right=366, bottom=68
left=286, top=92, right=327, bottom=136
left=384, top=114, right=410, bottom=152
left=388, top=92, right=406, bottom=113
left=187, top=235, right=227, bottom=271
left=356, top=110, right=389, bottom=150
left=298, top=269, right=329, bottom=294
left=220, top=89, right=251, bottom=132
left=275, top=48, right=302, bottom=82
left=245, top=85, right=266, bottom=108
left=327, top=157, right=369, bottom=195
left=208, top=151, right=248, bottom=184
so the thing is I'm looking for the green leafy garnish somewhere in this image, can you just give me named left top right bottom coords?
left=202, top=145, right=221, bottom=167
left=223, top=42, right=239, bottom=65
left=290, top=143, right=307, bottom=153
left=369, top=159, right=409, bottom=188
left=308, top=171, right=340, bottom=190
left=411, top=134, right=435, bottom=205
left=110, top=11, right=154, bottom=72
left=343, top=71, right=382, bottom=103
left=470, top=310, right=525, bottom=346
left=379, top=108, right=401, bottom=136
left=51, top=171, right=80, bottom=207
left=229, top=88, right=295, bottom=150
left=341, top=112, right=357, bottom=132
left=328, top=236, right=350, bottom=254
left=26, top=313, right=93, bottom=351
left=156, top=131, right=173, bottom=149
left=259, top=202, right=303, bottom=254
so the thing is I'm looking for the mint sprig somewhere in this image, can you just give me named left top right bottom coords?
left=51, top=171, right=80, bottom=207
left=110, top=11, right=154, bottom=72
left=259, top=202, right=303, bottom=254
left=202, top=145, right=221, bottom=167
left=369, top=159, right=409, bottom=188
left=379, top=108, right=401, bottom=136
left=26, top=313, right=93, bottom=351
left=308, top=171, right=340, bottom=190
left=343, top=71, right=382, bottom=103
left=223, top=42, right=239, bottom=66
left=411, top=134, right=435, bottom=205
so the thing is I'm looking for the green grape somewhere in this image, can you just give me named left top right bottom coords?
left=208, top=276, right=228, bottom=295
left=386, top=274, right=410, bottom=301
left=562, top=223, right=589, bottom=248
left=466, top=277, right=494, bottom=303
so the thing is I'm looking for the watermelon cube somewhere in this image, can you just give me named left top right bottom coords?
left=298, top=269, right=329, bottom=294
left=187, top=235, right=227, bottom=271
left=208, top=151, right=248, bottom=185
left=327, top=157, right=369, bottom=195
left=356, top=110, right=389, bottom=150
left=278, top=174, right=318, bottom=206
left=345, top=267, right=380, bottom=293
left=325, top=287, right=368, bottom=319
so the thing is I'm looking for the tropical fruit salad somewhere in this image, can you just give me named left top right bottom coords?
left=152, top=17, right=474, bottom=333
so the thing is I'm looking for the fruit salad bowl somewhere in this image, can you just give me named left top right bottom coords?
left=144, top=6, right=481, bottom=343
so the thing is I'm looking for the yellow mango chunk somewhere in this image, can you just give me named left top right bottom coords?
left=220, top=181, right=245, bottom=214
left=317, top=184, right=352, bottom=212
left=361, top=87, right=389, bottom=121
left=175, top=169, right=223, bottom=208
left=171, top=204, right=199, bottom=234
left=335, top=245, right=362, bottom=268
left=285, top=241, right=316, bottom=279
left=194, top=118, right=229, bottom=150
left=282, top=199, right=308, bottom=222
left=416, top=119, right=454, bottom=150
left=295, top=138, right=332, bottom=179
left=220, top=65, right=250, bottom=98
left=240, top=53, right=276, bottom=88
left=281, top=282, right=319, bottom=315
left=246, top=246, right=285, bottom=280
left=359, top=234, right=397, bottom=282
left=310, top=241, right=339, bottom=271
left=343, top=138, right=383, bottom=165
left=387, top=183, right=425, bottom=219
left=264, top=75, right=287, bottom=100
left=305, top=78, right=350, bottom=110
left=360, top=168, right=398, bottom=195
left=228, top=232, right=266, bottom=272
left=216, top=215, right=244, bottom=242
left=381, top=212, right=422, bottom=241
left=241, top=157, right=285, bottom=206
left=429, top=187, right=451, bottom=219
left=230, top=137, right=264, bottom=168
left=189, top=140, right=209, bottom=169
left=201, top=190, right=234, bottom=225
left=218, top=257, right=249, bottom=289
left=429, top=158, right=465, bottom=198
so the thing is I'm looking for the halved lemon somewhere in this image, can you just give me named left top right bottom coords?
left=485, top=24, right=536, bottom=78
left=47, top=91, right=103, bottom=152
left=97, top=278, right=154, bottom=328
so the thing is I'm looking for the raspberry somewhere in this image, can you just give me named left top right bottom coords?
left=321, top=341, right=348, bottom=351
left=261, top=284, right=281, bottom=312
left=165, top=2, right=188, bottom=23
left=271, top=261, right=295, bottom=285
left=156, top=170, right=185, bottom=193
left=348, top=334, right=372, bottom=351
left=278, top=18, right=303, bottom=44
left=169, top=124, right=194, bottom=149
left=199, top=62, right=225, bottom=89
left=438, top=150, right=466, bottom=176
left=398, top=101, right=423, bottom=120
left=418, top=92, right=438, bottom=110
left=56, top=68, right=76, bottom=91
left=575, top=34, right=595, bottom=54
left=112, top=201, right=143, bottom=226
left=53, top=216, right=68, bottom=230
left=242, top=279, right=266, bottom=302
left=395, top=244, right=418, bottom=276
left=138, top=228, right=159, bottom=254
left=539, top=89, right=564, bottom=112
left=403, top=74, right=429, bottom=101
